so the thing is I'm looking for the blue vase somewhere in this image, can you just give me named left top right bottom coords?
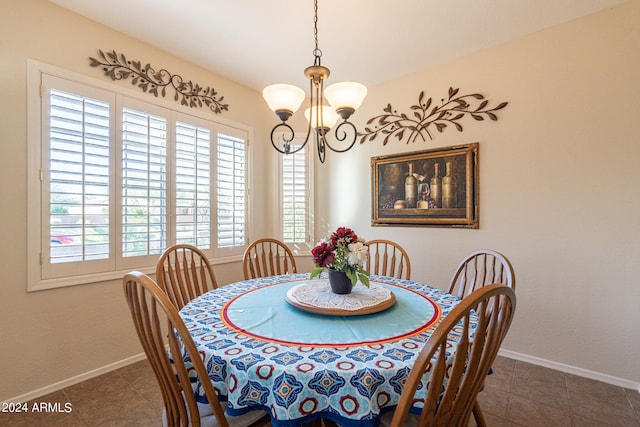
left=328, top=269, right=353, bottom=294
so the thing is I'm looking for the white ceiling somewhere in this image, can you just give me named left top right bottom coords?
left=49, top=0, right=628, bottom=91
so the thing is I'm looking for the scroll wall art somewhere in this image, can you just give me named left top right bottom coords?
left=358, top=87, right=507, bottom=145
left=89, top=49, right=229, bottom=114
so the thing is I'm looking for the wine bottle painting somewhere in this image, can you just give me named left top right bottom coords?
left=371, top=143, right=479, bottom=228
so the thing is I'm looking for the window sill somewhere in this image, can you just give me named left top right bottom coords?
left=28, top=254, right=243, bottom=292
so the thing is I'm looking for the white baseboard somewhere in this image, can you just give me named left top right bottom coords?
left=499, top=349, right=640, bottom=393
left=5, top=353, right=147, bottom=404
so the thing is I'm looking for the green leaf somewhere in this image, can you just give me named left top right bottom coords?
left=346, top=269, right=357, bottom=286
left=310, top=267, right=324, bottom=279
left=359, top=274, right=370, bottom=288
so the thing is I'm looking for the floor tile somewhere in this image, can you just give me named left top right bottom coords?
left=64, top=370, right=159, bottom=427
left=117, top=360, right=164, bottom=412
left=484, top=357, right=515, bottom=393
left=625, top=388, right=640, bottom=418
left=565, top=373, right=629, bottom=403
left=513, top=360, right=566, bottom=388
left=569, top=388, right=639, bottom=427
left=510, top=375, right=570, bottom=409
left=506, top=394, right=572, bottom=427
left=476, top=387, right=510, bottom=418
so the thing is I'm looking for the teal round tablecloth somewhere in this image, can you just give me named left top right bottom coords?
left=221, top=279, right=440, bottom=347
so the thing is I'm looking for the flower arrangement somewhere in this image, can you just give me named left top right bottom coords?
left=310, top=227, right=370, bottom=287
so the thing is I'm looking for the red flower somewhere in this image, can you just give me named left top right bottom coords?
left=311, top=241, right=335, bottom=268
left=330, top=227, right=358, bottom=247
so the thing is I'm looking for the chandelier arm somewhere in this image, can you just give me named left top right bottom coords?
left=311, top=73, right=328, bottom=163
left=316, top=129, right=327, bottom=163
left=322, top=120, right=358, bottom=153
left=269, top=122, right=309, bottom=155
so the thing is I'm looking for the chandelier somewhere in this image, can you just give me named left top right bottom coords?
left=262, top=0, right=367, bottom=163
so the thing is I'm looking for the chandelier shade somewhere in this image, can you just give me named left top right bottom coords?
left=324, top=82, right=368, bottom=117
left=305, top=105, right=339, bottom=130
left=262, top=84, right=306, bottom=121
left=263, top=0, right=367, bottom=163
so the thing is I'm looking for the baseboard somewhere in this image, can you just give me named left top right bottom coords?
left=499, top=349, right=640, bottom=393
left=5, top=352, right=147, bottom=403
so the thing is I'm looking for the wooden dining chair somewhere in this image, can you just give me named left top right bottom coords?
left=448, top=249, right=515, bottom=299
left=381, top=284, right=516, bottom=427
left=156, top=244, right=218, bottom=309
left=123, top=271, right=271, bottom=427
left=242, top=238, right=297, bottom=280
left=365, top=239, right=411, bottom=280
left=447, top=249, right=515, bottom=426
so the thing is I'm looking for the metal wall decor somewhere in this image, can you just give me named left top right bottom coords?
left=89, top=49, right=229, bottom=114
left=359, top=88, right=507, bottom=145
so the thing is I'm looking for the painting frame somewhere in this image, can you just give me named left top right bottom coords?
left=371, top=143, right=479, bottom=228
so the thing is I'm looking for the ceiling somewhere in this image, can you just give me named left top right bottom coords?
left=49, top=0, right=628, bottom=92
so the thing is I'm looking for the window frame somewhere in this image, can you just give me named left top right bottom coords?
left=27, top=60, right=251, bottom=291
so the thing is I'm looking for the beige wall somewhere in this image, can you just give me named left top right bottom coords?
left=0, top=0, right=278, bottom=401
left=316, top=1, right=640, bottom=387
left=1, top=0, right=638, bottom=403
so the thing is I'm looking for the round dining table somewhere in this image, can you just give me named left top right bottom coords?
left=178, top=273, right=464, bottom=427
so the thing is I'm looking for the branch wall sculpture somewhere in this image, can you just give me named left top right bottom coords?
left=359, top=87, right=507, bottom=145
left=89, top=49, right=229, bottom=114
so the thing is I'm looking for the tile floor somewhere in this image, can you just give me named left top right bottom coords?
left=1, top=356, right=638, bottom=426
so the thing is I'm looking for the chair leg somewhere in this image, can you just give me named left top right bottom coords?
left=472, top=399, right=487, bottom=427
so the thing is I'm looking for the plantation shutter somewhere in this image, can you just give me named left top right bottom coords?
left=175, top=121, right=211, bottom=248
left=48, top=88, right=112, bottom=264
left=282, top=147, right=307, bottom=243
left=216, top=132, right=246, bottom=249
left=121, top=107, right=167, bottom=257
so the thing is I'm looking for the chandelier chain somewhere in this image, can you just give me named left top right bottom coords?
left=313, top=0, right=322, bottom=62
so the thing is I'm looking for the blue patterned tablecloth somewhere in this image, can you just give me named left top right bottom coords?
left=179, top=273, right=462, bottom=427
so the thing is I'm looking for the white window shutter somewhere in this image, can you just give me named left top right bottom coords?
left=121, top=107, right=167, bottom=257
left=216, top=132, right=246, bottom=249
left=175, top=121, right=211, bottom=248
left=282, top=146, right=308, bottom=243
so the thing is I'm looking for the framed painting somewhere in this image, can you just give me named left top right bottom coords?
left=371, top=143, right=479, bottom=228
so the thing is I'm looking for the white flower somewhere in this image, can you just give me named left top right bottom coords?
left=347, top=242, right=368, bottom=268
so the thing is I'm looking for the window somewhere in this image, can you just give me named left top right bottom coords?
left=279, top=138, right=313, bottom=249
left=28, top=62, right=250, bottom=291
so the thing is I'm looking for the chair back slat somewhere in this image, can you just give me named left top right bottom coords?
left=448, top=249, right=515, bottom=299
left=243, top=238, right=297, bottom=280
left=365, top=239, right=411, bottom=280
left=156, top=244, right=218, bottom=309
